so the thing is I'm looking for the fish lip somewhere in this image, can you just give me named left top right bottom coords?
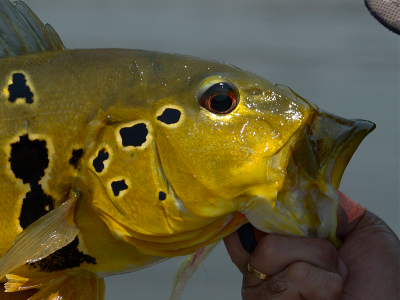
left=329, top=119, right=376, bottom=189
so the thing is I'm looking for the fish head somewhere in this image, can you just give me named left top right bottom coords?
left=151, top=61, right=374, bottom=247
left=85, top=53, right=374, bottom=255
left=155, top=73, right=313, bottom=216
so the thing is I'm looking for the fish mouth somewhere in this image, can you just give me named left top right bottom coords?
left=293, top=110, right=375, bottom=189
left=241, top=110, right=375, bottom=249
left=328, top=118, right=376, bottom=189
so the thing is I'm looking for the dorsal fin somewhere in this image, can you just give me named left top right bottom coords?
left=0, top=0, right=65, bottom=58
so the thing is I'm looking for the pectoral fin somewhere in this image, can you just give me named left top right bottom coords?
left=169, top=242, right=220, bottom=300
left=0, top=194, right=79, bottom=279
left=5, top=271, right=104, bottom=300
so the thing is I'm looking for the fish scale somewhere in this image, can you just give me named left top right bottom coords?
left=0, top=1, right=375, bottom=299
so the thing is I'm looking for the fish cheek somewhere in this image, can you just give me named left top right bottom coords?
left=87, top=121, right=177, bottom=234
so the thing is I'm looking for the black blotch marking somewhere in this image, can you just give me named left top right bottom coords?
left=29, top=237, right=96, bottom=272
left=120, top=123, right=148, bottom=147
left=8, top=73, right=34, bottom=104
left=111, top=180, right=128, bottom=196
left=19, top=186, right=54, bottom=229
left=93, top=148, right=109, bottom=173
left=10, top=135, right=48, bottom=184
left=157, top=108, right=181, bottom=125
left=158, top=191, right=167, bottom=201
left=10, top=136, right=96, bottom=272
left=9, top=135, right=54, bottom=229
left=69, top=149, right=83, bottom=169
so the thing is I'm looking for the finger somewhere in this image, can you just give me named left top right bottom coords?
left=245, top=234, right=347, bottom=288
left=223, top=230, right=251, bottom=274
left=243, top=262, right=344, bottom=300
left=336, top=206, right=348, bottom=238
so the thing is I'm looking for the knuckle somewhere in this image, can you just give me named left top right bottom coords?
left=325, top=272, right=344, bottom=297
left=313, top=272, right=343, bottom=300
left=287, top=262, right=312, bottom=284
left=252, top=234, right=278, bottom=259
left=316, top=240, right=337, bottom=264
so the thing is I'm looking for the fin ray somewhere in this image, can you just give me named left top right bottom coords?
left=6, top=271, right=101, bottom=300
left=0, top=195, right=79, bottom=279
left=169, top=242, right=220, bottom=300
left=0, top=0, right=65, bottom=58
left=14, top=2, right=52, bottom=50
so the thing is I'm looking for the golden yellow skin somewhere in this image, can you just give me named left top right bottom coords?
left=0, top=49, right=373, bottom=281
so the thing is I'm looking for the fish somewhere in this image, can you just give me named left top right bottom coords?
left=0, top=0, right=375, bottom=299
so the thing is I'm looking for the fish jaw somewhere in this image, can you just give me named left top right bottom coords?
left=242, top=109, right=375, bottom=248
left=293, top=110, right=376, bottom=190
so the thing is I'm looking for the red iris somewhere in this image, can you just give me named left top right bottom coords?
left=200, top=82, right=238, bottom=114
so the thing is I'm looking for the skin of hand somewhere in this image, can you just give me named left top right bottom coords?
left=224, top=208, right=400, bottom=300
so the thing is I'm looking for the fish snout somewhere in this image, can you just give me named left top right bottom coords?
left=293, top=110, right=375, bottom=189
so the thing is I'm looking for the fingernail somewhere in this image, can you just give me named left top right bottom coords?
left=338, top=258, right=348, bottom=279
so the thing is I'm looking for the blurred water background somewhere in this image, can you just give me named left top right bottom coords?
left=24, top=0, right=399, bottom=299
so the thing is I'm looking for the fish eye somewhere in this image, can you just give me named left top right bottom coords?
left=200, top=82, right=238, bottom=114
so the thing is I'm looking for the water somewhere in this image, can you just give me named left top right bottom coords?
left=24, top=0, right=400, bottom=299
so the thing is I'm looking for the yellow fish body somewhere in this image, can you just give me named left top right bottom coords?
left=0, top=1, right=375, bottom=299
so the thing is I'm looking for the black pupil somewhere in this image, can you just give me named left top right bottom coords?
left=210, top=94, right=233, bottom=112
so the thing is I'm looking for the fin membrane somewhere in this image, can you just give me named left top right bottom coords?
left=169, top=241, right=220, bottom=300
left=0, top=0, right=65, bottom=58
left=0, top=195, right=79, bottom=279
left=6, top=271, right=104, bottom=300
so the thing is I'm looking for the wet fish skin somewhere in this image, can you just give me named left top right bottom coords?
left=0, top=1, right=375, bottom=299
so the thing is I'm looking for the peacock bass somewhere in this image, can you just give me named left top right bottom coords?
left=0, top=1, right=375, bottom=299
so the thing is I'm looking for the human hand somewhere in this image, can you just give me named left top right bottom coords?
left=223, top=208, right=400, bottom=300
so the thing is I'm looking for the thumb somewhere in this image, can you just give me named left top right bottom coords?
left=223, top=230, right=250, bottom=274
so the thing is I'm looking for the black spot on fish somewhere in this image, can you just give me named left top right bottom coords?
left=9, top=135, right=54, bottom=229
left=157, top=108, right=181, bottom=125
left=158, top=191, right=167, bottom=201
left=29, top=237, right=96, bottom=272
left=19, top=186, right=54, bottom=229
left=10, top=136, right=95, bottom=272
left=69, top=149, right=83, bottom=169
left=120, top=123, right=148, bottom=147
left=8, top=73, right=34, bottom=104
left=93, top=148, right=109, bottom=173
left=10, top=135, right=48, bottom=184
left=111, top=180, right=128, bottom=196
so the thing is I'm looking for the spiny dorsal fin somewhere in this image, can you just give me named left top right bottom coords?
left=0, top=0, right=65, bottom=58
